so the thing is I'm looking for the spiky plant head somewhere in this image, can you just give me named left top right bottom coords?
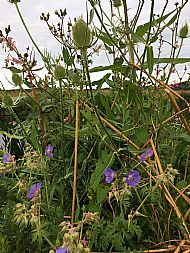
left=72, top=16, right=92, bottom=49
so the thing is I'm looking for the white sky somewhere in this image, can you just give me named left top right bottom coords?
left=0, top=0, right=190, bottom=89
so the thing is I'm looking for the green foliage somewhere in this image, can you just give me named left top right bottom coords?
left=88, top=216, right=142, bottom=251
left=0, top=1, right=190, bottom=252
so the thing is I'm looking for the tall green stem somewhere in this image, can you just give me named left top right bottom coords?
left=59, top=80, right=65, bottom=160
left=14, top=1, right=44, bottom=58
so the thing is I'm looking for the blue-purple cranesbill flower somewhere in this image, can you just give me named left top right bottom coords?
left=45, top=144, right=53, bottom=158
left=126, top=170, right=141, bottom=187
left=3, top=153, right=14, bottom=163
left=26, top=182, right=42, bottom=200
left=56, top=247, right=68, bottom=253
left=140, top=148, right=153, bottom=162
left=104, top=168, right=115, bottom=184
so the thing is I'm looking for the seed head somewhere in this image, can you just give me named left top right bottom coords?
left=72, top=17, right=92, bottom=49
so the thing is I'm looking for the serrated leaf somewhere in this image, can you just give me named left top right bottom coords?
left=0, top=130, right=24, bottom=140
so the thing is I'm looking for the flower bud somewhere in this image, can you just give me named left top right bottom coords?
left=72, top=232, right=79, bottom=241
left=84, top=248, right=90, bottom=253
left=64, top=233, right=71, bottom=243
left=16, top=215, right=22, bottom=225
left=12, top=73, right=23, bottom=86
left=179, top=23, right=189, bottom=38
left=54, top=65, right=66, bottom=80
left=112, top=0, right=121, bottom=7
left=15, top=203, right=23, bottom=209
left=1, top=93, right=14, bottom=108
left=77, top=243, right=84, bottom=251
left=71, top=72, right=80, bottom=83
left=72, top=17, right=92, bottom=49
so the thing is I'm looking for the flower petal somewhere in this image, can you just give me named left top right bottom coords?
left=56, top=247, right=68, bottom=253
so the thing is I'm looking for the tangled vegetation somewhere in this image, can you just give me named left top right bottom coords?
left=1, top=0, right=190, bottom=252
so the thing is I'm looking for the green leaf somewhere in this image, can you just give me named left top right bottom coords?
left=97, top=184, right=110, bottom=204
left=90, top=150, right=115, bottom=192
left=176, top=180, right=187, bottom=190
left=135, top=9, right=175, bottom=38
left=178, top=133, right=190, bottom=143
left=143, top=58, right=190, bottom=68
left=88, top=201, right=102, bottom=213
left=92, top=73, right=111, bottom=89
left=89, top=64, right=130, bottom=74
left=159, top=13, right=178, bottom=34
left=131, top=31, right=146, bottom=43
left=95, top=29, right=117, bottom=46
left=7, top=67, right=22, bottom=73
left=89, top=8, right=94, bottom=24
left=62, top=46, right=73, bottom=66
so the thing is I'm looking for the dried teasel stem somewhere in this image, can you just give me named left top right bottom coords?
left=71, top=99, right=79, bottom=224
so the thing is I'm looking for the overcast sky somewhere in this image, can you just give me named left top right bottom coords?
left=0, top=0, right=190, bottom=89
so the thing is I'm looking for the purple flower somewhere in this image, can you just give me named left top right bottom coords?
left=56, top=247, right=68, bottom=253
left=126, top=170, right=141, bottom=187
left=104, top=168, right=115, bottom=183
left=140, top=148, right=153, bottom=162
left=26, top=182, right=42, bottom=200
left=45, top=144, right=53, bottom=158
left=3, top=153, right=13, bottom=163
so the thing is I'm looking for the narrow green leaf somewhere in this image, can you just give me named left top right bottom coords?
left=146, top=45, right=154, bottom=74
left=62, top=46, right=73, bottom=66
left=95, top=29, right=117, bottom=46
left=89, top=8, right=94, bottom=24
left=135, top=9, right=175, bottom=38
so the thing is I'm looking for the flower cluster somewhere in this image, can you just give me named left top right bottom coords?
left=104, top=148, right=154, bottom=187
left=58, top=216, right=92, bottom=253
left=0, top=36, right=17, bottom=51
left=104, top=167, right=141, bottom=187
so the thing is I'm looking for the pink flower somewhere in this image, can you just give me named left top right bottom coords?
left=4, top=37, right=17, bottom=51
